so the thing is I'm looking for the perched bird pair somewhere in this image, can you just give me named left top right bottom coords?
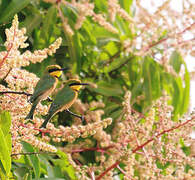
left=25, top=65, right=88, bottom=128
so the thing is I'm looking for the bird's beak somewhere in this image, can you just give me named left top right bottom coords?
left=59, top=67, right=69, bottom=71
left=80, top=83, right=89, bottom=86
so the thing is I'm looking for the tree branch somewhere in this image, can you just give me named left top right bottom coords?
left=95, top=161, right=120, bottom=180
left=143, top=22, right=195, bottom=53
left=71, top=145, right=115, bottom=154
left=1, top=67, right=12, bottom=82
left=95, top=116, right=194, bottom=179
left=132, top=117, right=194, bottom=153
left=0, top=91, right=32, bottom=96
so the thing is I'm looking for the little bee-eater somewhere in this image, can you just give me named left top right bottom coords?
left=25, top=65, right=68, bottom=120
left=41, top=79, right=88, bottom=128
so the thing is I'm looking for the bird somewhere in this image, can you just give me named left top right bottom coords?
left=25, top=65, right=68, bottom=120
left=40, top=79, right=88, bottom=128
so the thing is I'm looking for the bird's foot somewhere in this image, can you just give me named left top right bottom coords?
left=24, top=119, right=35, bottom=125
left=81, top=115, right=87, bottom=125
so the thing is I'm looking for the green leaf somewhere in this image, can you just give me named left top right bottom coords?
left=180, top=61, right=190, bottom=114
left=149, top=60, right=161, bottom=99
left=0, top=111, right=11, bottom=178
left=21, top=7, right=43, bottom=35
left=94, top=0, right=107, bottom=12
left=156, top=159, right=170, bottom=170
left=93, top=25, right=119, bottom=40
left=171, top=77, right=183, bottom=119
left=142, top=58, right=153, bottom=104
left=39, top=155, right=55, bottom=177
left=181, top=146, right=191, bottom=156
left=169, top=52, right=190, bottom=118
left=109, top=108, right=122, bottom=119
left=22, top=142, right=40, bottom=179
left=115, top=16, right=132, bottom=36
left=104, top=56, right=132, bottom=73
left=169, top=51, right=183, bottom=73
left=92, top=81, right=123, bottom=97
left=0, top=129, right=11, bottom=177
left=0, top=0, right=31, bottom=23
left=73, top=32, right=82, bottom=73
left=36, top=178, right=65, bottom=180
left=119, top=0, right=133, bottom=13
left=103, top=41, right=118, bottom=56
left=128, top=57, right=140, bottom=88
left=55, top=150, right=77, bottom=180
left=41, top=6, right=57, bottom=45
left=185, top=164, right=193, bottom=173
left=0, top=111, right=11, bottom=137
left=12, top=167, right=31, bottom=180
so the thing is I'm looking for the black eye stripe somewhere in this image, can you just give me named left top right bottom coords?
left=48, top=68, right=60, bottom=73
left=69, top=83, right=81, bottom=86
left=69, top=82, right=89, bottom=86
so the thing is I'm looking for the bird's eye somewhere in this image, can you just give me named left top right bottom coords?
left=48, top=68, right=59, bottom=73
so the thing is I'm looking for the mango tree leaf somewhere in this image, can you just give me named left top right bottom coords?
left=0, top=0, right=31, bottom=23
left=115, top=16, right=132, bottom=36
left=12, top=167, right=32, bottom=180
left=91, top=81, right=123, bottom=97
left=36, top=178, right=65, bottom=180
left=181, top=61, right=190, bottom=114
left=0, top=111, right=11, bottom=139
left=142, top=58, right=153, bottom=105
left=0, top=111, right=11, bottom=178
left=0, top=129, right=11, bottom=177
left=55, top=150, right=77, bottom=180
left=21, top=7, right=43, bottom=35
left=149, top=60, right=161, bottom=99
left=22, top=142, right=40, bottom=179
left=41, top=6, right=58, bottom=45
left=73, top=32, right=83, bottom=73
left=94, top=0, right=107, bottom=12
left=104, top=56, right=133, bottom=73
left=119, top=0, right=133, bottom=13
left=39, top=155, right=55, bottom=177
left=128, top=56, right=140, bottom=88
left=169, top=51, right=183, bottom=73
left=169, top=51, right=190, bottom=118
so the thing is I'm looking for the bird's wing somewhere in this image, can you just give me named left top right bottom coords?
left=30, top=74, right=56, bottom=102
left=48, top=86, right=76, bottom=114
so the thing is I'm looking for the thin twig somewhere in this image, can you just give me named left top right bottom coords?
left=20, top=123, right=50, bottom=135
left=95, top=161, right=120, bottom=180
left=132, top=117, right=194, bottom=153
left=1, top=67, right=12, bottom=81
left=88, top=168, right=95, bottom=180
left=143, top=22, right=195, bottom=53
left=71, top=145, right=115, bottom=154
left=11, top=151, right=56, bottom=156
left=109, top=58, right=131, bottom=74
left=0, top=91, right=32, bottom=96
left=95, top=116, right=194, bottom=179
left=117, top=165, right=134, bottom=180
left=0, top=25, right=16, bottom=69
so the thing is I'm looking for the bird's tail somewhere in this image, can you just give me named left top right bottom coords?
left=25, top=101, right=39, bottom=120
left=40, top=112, right=54, bottom=128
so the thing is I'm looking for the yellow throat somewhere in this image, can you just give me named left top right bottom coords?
left=47, top=65, right=62, bottom=78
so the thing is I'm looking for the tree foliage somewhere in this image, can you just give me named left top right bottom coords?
left=0, top=0, right=194, bottom=179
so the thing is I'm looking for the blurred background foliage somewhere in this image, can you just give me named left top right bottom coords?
left=0, top=0, right=190, bottom=179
